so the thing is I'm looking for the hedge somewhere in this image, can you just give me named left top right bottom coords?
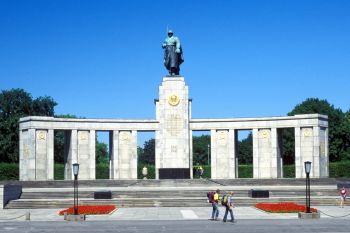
left=0, top=163, right=19, bottom=180
left=1, top=161, right=350, bottom=180
left=329, top=161, right=350, bottom=178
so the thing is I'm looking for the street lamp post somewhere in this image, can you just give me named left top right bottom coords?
left=304, top=161, right=311, bottom=213
left=73, top=163, right=80, bottom=216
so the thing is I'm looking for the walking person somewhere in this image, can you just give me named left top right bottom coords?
left=209, top=189, right=220, bottom=220
left=223, top=191, right=236, bottom=223
left=340, top=186, right=348, bottom=208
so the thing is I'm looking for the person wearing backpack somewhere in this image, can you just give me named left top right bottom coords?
left=223, top=191, right=236, bottom=223
left=209, top=189, right=220, bottom=220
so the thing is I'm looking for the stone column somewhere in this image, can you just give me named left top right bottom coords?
left=313, top=127, right=321, bottom=178
left=252, top=128, right=259, bottom=178
left=228, top=129, right=236, bottom=178
left=47, top=129, right=54, bottom=180
left=118, top=131, right=137, bottom=179
left=322, top=127, right=329, bottom=177
left=0, top=185, right=3, bottom=209
left=35, top=129, right=54, bottom=180
left=110, top=130, right=119, bottom=179
left=210, top=130, right=217, bottom=178
left=155, top=77, right=190, bottom=175
left=253, top=128, right=281, bottom=178
left=131, top=131, right=138, bottom=179
left=234, top=130, right=239, bottom=178
left=77, top=130, right=95, bottom=180
left=294, top=127, right=301, bottom=178
left=189, top=130, right=193, bottom=179
left=19, top=129, right=36, bottom=181
left=210, top=129, right=236, bottom=179
left=277, top=128, right=283, bottom=178
left=64, top=130, right=77, bottom=180
left=155, top=129, right=161, bottom=179
left=295, top=127, right=314, bottom=178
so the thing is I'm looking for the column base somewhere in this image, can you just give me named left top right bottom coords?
left=298, top=212, right=320, bottom=219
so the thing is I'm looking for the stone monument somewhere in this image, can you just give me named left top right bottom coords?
left=155, top=77, right=191, bottom=178
left=17, top=34, right=329, bottom=181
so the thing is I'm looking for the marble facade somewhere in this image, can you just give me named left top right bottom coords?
left=19, top=77, right=329, bottom=180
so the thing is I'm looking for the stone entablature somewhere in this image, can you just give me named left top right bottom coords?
left=19, top=117, right=159, bottom=131
left=19, top=77, right=329, bottom=181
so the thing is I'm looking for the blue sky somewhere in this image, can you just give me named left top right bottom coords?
left=1, top=0, right=350, bottom=144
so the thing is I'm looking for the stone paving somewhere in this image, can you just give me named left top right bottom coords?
left=0, top=206, right=350, bottom=222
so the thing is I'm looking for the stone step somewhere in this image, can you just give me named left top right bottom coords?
left=6, top=196, right=339, bottom=209
left=19, top=189, right=339, bottom=199
left=3, top=178, right=345, bottom=209
left=2, top=177, right=346, bottom=188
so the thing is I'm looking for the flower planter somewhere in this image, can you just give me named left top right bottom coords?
left=59, top=205, right=116, bottom=216
left=255, top=202, right=317, bottom=213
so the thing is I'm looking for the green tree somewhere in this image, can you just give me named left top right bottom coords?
left=96, top=141, right=109, bottom=164
left=193, top=135, right=210, bottom=165
left=339, top=110, right=350, bottom=160
left=138, top=139, right=155, bottom=165
left=281, top=128, right=295, bottom=165
left=238, top=133, right=253, bottom=164
left=288, top=98, right=346, bottom=162
left=0, top=89, right=57, bottom=163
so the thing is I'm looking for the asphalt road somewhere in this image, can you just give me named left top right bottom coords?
left=0, top=219, right=349, bottom=233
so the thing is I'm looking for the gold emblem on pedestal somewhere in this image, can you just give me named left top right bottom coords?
left=217, top=131, right=227, bottom=145
left=38, top=131, right=46, bottom=140
left=261, top=130, right=270, bottom=139
left=79, top=132, right=88, bottom=140
left=303, top=128, right=312, bottom=137
left=168, top=94, right=180, bottom=106
left=120, top=132, right=129, bottom=141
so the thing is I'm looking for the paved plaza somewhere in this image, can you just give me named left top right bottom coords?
left=1, top=218, right=350, bottom=233
left=0, top=206, right=349, bottom=222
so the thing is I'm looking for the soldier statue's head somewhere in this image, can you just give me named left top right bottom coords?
left=167, top=30, right=173, bottom=37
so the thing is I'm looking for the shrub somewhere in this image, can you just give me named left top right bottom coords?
left=138, top=164, right=155, bottom=179
left=96, top=163, right=109, bottom=179
left=0, top=163, right=19, bottom=180
left=329, top=161, right=350, bottom=177
left=283, top=165, right=295, bottom=178
left=238, top=164, right=253, bottom=178
left=54, top=163, right=64, bottom=180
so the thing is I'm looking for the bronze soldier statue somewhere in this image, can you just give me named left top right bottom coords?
left=162, top=30, right=184, bottom=76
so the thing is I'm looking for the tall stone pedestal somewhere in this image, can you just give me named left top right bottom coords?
left=155, top=77, right=191, bottom=179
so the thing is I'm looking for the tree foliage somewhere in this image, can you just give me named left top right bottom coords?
left=193, top=135, right=210, bottom=165
left=281, top=128, right=295, bottom=164
left=138, top=139, right=155, bottom=164
left=238, top=133, right=253, bottom=164
left=96, top=141, right=108, bottom=164
left=0, top=89, right=57, bottom=163
left=288, top=98, right=347, bottom=162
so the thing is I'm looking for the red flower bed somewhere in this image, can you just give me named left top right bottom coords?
left=255, top=202, right=317, bottom=213
left=59, top=205, right=117, bottom=215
